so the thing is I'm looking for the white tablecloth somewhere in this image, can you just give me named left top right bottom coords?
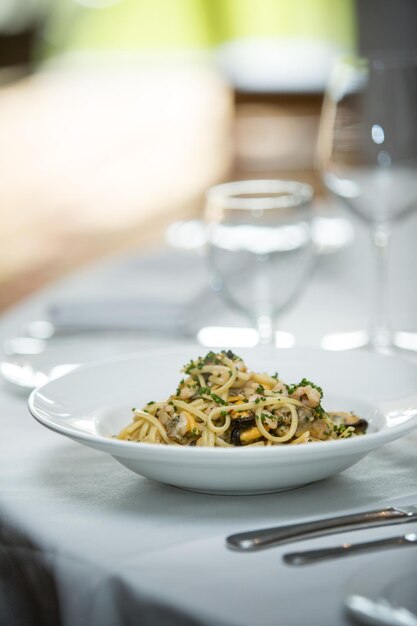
left=1, top=212, right=417, bottom=626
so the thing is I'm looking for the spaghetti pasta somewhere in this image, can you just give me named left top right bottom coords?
left=117, top=351, right=367, bottom=447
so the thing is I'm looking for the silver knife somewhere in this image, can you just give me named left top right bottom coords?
left=226, top=505, right=417, bottom=551
left=283, top=532, right=417, bottom=566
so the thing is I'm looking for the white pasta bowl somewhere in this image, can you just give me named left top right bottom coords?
left=28, top=346, right=417, bottom=495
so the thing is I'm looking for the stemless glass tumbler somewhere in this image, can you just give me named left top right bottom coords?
left=318, top=54, right=417, bottom=352
left=204, top=179, right=314, bottom=345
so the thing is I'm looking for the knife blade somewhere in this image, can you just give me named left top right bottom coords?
left=226, top=505, right=417, bottom=551
left=283, top=532, right=417, bottom=566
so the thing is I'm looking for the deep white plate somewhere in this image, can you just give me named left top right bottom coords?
left=28, top=346, right=417, bottom=495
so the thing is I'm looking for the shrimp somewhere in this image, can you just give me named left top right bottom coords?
left=291, top=385, right=321, bottom=408
left=295, top=410, right=332, bottom=440
left=272, top=381, right=289, bottom=396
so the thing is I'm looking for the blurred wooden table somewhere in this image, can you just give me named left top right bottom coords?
left=0, top=61, right=323, bottom=311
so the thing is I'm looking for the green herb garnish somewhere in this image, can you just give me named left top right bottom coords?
left=197, top=387, right=227, bottom=406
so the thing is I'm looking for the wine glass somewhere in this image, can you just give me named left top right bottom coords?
left=204, top=179, right=314, bottom=345
left=318, top=54, right=417, bottom=353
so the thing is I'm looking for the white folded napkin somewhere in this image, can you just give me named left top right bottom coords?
left=48, top=299, right=193, bottom=333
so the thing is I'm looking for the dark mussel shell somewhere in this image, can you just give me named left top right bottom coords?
left=230, top=416, right=255, bottom=446
left=329, top=411, right=368, bottom=435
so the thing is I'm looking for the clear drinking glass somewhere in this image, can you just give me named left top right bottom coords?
left=318, top=54, right=417, bottom=352
left=204, top=179, right=314, bottom=345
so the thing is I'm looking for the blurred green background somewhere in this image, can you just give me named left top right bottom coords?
left=42, top=0, right=355, bottom=52
left=0, top=0, right=356, bottom=71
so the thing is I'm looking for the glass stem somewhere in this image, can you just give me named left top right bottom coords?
left=256, top=314, right=274, bottom=345
left=369, top=223, right=392, bottom=351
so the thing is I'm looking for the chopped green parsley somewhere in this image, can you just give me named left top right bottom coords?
left=197, top=387, right=227, bottom=406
